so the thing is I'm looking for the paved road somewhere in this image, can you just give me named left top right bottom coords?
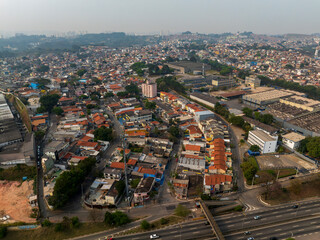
left=225, top=214, right=320, bottom=240
left=71, top=201, right=195, bottom=240
left=215, top=198, right=320, bottom=233
left=113, top=220, right=213, bottom=240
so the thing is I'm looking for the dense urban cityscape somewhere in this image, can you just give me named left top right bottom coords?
left=1, top=3, right=320, bottom=240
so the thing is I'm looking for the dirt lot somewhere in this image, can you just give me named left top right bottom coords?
left=256, top=153, right=315, bottom=170
left=0, top=180, right=35, bottom=223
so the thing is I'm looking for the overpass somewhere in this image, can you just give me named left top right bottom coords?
left=199, top=200, right=225, bottom=240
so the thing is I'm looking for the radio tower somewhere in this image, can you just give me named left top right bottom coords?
left=202, top=63, right=205, bottom=77
left=122, top=133, right=129, bottom=200
left=315, top=47, right=320, bottom=60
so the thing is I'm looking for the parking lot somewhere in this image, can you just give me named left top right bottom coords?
left=256, top=153, right=316, bottom=171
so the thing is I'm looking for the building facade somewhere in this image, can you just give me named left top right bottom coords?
left=142, top=81, right=157, bottom=98
left=248, top=130, right=278, bottom=154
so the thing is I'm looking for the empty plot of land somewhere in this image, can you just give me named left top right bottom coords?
left=256, top=154, right=315, bottom=170
left=0, top=180, right=35, bottom=223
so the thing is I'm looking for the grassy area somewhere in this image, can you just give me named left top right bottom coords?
left=0, top=164, right=37, bottom=181
left=255, top=168, right=296, bottom=184
left=4, top=222, right=111, bottom=240
left=117, top=216, right=184, bottom=236
left=262, top=174, right=320, bottom=205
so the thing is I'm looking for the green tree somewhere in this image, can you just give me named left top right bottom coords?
left=229, top=115, right=244, bottom=127
left=104, top=92, right=114, bottom=98
left=115, top=180, right=125, bottom=195
left=39, top=94, right=60, bottom=112
left=169, top=126, right=180, bottom=138
left=260, top=114, right=274, bottom=125
left=53, top=106, right=64, bottom=116
left=306, top=137, right=320, bottom=158
left=104, top=211, right=130, bottom=226
left=175, top=204, right=191, bottom=217
left=77, top=69, right=87, bottom=77
left=48, top=157, right=96, bottom=209
left=36, top=65, right=49, bottom=73
left=141, top=220, right=151, bottom=230
left=35, top=130, right=45, bottom=141
left=156, top=76, right=185, bottom=94
left=242, top=107, right=253, bottom=117
left=117, top=91, right=129, bottom=97
left=0, top=226, right=7, bottom=239
left=219, top=66, right=233, bottom=76
left=93, top=126, right=113, bottom=141
left=249, top=145, right=260, bottom=152
left=71, top=216, right=81, bottom=228
left=125, top=83, right=139, bottom=95
left=144, top=100, right=156, bottom=110
left=41, top=219, right=52, bottom=227
left=160, top=218, right=169, bottom=225
left=130, top=178, right=141, bottom=188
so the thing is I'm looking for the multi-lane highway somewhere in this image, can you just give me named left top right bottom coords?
left=113, top=220, right=213, bottom=240
left=101, top=199, right=320, bottom=240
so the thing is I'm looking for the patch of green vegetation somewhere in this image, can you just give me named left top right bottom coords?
left=241, top=156, right=259, bottom=184
left=0, top=164, right=36, bottom=181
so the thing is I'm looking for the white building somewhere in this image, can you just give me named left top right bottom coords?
left=142, top=80, right=157, bottom=98
left=282, top=132, right=305, bottom=150
left=248, top=130, right=278, bottom=154
left=194, top=110, right=215, bottom=122
left=178, top=157, right=206, bottom=171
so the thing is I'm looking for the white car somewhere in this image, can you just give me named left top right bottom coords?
left=150, top=234, right=160, bottom=239
left=253, top=215, right=261, bottom=220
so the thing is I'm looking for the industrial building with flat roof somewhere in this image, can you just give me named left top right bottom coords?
left=242, top=89, right=295, bottom=108
left=0, top=93, right=23, bottom=148
left=280, top=96, right=320, bottom=112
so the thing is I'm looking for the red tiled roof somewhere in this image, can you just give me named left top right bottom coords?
left=185, top=144, right=201, bottom=152
left=205, top=174, right=232, bottom=186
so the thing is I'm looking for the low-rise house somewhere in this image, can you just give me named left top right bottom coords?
left=103, top=168, right=122, bottom=180
left=173, top=179, right=189, bottom=199
left=204, top=174, right=232, bottom=194
left=133, top=177, right=155, bottom=206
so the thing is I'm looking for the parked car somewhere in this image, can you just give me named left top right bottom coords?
left=247, top=237, right=254, bottom=240
left=244, top=231, right=251, bottom=235
left=292, top=204, right=299, bottom=209
left=253, top=215, right=261, bottom=220
left=289, top=176, right=295, bottom=180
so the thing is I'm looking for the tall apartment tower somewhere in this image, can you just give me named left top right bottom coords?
left=142, top=80, right=157, bottom=98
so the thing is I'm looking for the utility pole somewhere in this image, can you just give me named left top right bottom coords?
left=276, top=169, right=280, bottom=181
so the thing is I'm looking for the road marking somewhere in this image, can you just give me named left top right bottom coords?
left=275, top=229, right=282, bottom=231
left=256, top=232, right=262, bottom=235
left=311, top=221, right=317, bottom=224
left=276, top=215, right=281, bottom=218
left=293, top=225, right=300, bottom=227
left=298, top=229, right=304, bottom=231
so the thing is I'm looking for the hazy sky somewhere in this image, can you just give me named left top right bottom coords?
left=1, top=0, right=320, bottom=35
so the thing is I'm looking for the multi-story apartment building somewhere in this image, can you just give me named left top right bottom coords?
left=142, top=80, right=157, bottom=98
left=247, top=129, right=278, bottom=153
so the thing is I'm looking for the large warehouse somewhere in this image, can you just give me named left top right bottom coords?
left=242, top=89, right=297, bottom=108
